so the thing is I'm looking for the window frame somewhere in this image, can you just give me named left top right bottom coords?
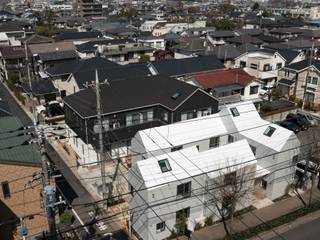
left=249, top=85, right=259, bottom=95
left=156, top=221, right=166, bottom=233
left=1, top=181, right=10, bottom=199
left=158, top=159, right=172, bottom=173
left=228, top=135, right=234, bottom=143
left=264, top=126, right=276, bottom=137
left=230, top=107, right=240, bottom=117
left=177, top=181, right=191, bottom=198
left=224, top=171, right=237, bottom=186
left=209, top=136, right=220, bottom=148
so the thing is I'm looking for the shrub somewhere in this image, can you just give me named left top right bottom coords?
left=60, top=211, right=73, bottom=224
left=139, top=55, right=150, bottom=63
left=194, top=222, right=202, bottom=231
left=205, top=216, right=213, bottom=226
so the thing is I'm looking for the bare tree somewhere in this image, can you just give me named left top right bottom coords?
left=205, top=162, right=256, bottom=237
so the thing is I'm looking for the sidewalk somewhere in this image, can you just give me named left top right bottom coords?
left=179, top=189, right=320, bottom=240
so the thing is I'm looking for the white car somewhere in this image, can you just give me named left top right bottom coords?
left=259, top=86, right=273, bottom=96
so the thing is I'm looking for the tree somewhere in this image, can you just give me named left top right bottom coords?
left=252, top=2, right=260, bottom=11
left=213, top=19, right=236, bottom=31
left=206, top=161, right=255, bottom=237
left=139, top=55, right=150, bottom=63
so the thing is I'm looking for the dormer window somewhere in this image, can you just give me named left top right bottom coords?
left=264, top=126, right=276, bottom=137
left=230, top=107, right=239, bottom=117
left=158, top=159, right=172, bottom=173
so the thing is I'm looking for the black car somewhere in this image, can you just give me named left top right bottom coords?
left=279, top=121, right=301, bottom=133
left=286, top=113, right=310, bottom=131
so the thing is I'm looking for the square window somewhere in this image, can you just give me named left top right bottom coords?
left=250, top=86, right=259, bottom=95
left=209, top=136, right=220, bottom=148
left=177, top=182, right=191, bottom=198
left=230, top=107, right=239, bottom=117
left=156, top=222, right=165, bottom=232
left=224, top=172, right=236, bottom=185
left=264, top=126, right=276, bottom=137
left=158, top=159, right=172, bottom=173
left=176, top=207, right=190, bottom=223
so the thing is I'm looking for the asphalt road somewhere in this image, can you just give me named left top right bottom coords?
left=271, top=217, right=320, bottom=240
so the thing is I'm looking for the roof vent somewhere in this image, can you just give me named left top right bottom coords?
left=171, top=92, right=181, bottom=100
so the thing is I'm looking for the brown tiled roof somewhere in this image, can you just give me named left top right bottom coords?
left=193, top=69, right=255, bottom=89
left=0, top=46, right=31, bottom=59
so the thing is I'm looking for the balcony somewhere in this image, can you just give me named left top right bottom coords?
left=218, top=94, right=241, bottom=105
left=245, top=67, right=278, bottom=80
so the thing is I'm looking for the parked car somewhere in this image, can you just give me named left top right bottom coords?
left=278, top=121, right=301, bottom=133
left=296, top=112, right=317, bottom=127
left=286, top=113, right=310, bottom=131
left=259, top=85, right=273, bottom=96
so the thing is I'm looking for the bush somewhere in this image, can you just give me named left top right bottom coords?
left=205, top=216, right=213, bottom=226
left=194, top=222, right=202, bottom=231
left=139, top=55, right=150, bottom=63
left=60, top=211, right=73, bottom=224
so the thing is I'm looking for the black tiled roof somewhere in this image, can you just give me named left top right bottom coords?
left=277, top=49, right=300, bottom=64
left=72, top=63, right=151, bottom=89
left=278, top=78, right=295, bottom=86
left=151, top=55, right=225, bottom=76
left=54, top=31, right=103, bottom=41
left=45, top=56, right=120, bottom=76
left=285, top=59, right=320, bottom=72
left=21, top=79, right=58, bottom=96
left=38, top=50, right=78, bottom=62
left=64, top=75, right=199, bottom=118
left=76, top=39, right=136, bottom=53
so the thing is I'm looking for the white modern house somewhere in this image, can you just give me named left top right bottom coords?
left=129, top=101, right=300, bottom=239
left=129, top=140, right=256, bottom=240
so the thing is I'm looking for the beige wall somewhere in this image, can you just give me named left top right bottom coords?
left=0, top=163, right=47, bottom=239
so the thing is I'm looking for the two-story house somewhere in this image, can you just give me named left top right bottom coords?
left=234, top=49, right=304, bottom=87
left=63, top=75, right=219, bottom=165
left=278, top=59, right=320, bottom=106
left=129, top=101, right=300, bottom=240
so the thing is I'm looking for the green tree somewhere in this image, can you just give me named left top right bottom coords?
left=213, top=19, right=236, bottom=31
left=139, top=55, right=150, bottom=63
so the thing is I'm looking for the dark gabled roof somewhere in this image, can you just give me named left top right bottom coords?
left=285, top=59, right=320, bottom=72
left=45, top=56, right=120, bottom=77
left=64, top=75, right=200, bottom=118
left=0, top=99, right=11, bottom=117
left=269, top=27, right=306, bottom=34
left=54, top=31, right=103, bottom=41
left=208, top=30, right=237, bottom=38
left=235, top=29, right=262, bottom=36
left=0, top=21, right=25, bottom=32
left=21, top=79, right=58, bottom=96
left=256, top=34, right=283, bottom=43
left=72, top=63, right=150, bottom=89
left=22, top=34, right=54, bottom=45
left=0, top=116, right=41, bottom=166
left=227, top=35, right=264, bottom=45
left=76, top=39, right=136, bottom=53
left=266, top=40, right=320, bottom=50
left=277, top=49, right=300, bottom=64
left=150, top=55, right=225, bottom=76
left=38, top=50, right=79, bottom=62
left=236, top=43, right=260, bottom=54
left=201, top=44, right=241, bottom=60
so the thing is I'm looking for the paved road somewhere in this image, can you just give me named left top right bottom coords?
left=271, top=217, right=320, bottom=240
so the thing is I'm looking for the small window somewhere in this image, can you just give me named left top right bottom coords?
left=230, top=107, right=239, bottom=117
left=228, top=135, right=234, bottom=143
left=156, top=222, right=165, bottom=232
left=158, top=159, right=172, bottom=173
left=224, top=172, right=236, bottom=185
left=250, top=86, right=259, bottom=95
left=181, top=111, right=194, bottom=121
left=264, top=126, right=276, bottom=137
left=276, top=63, right=282, bottom=69
left=177, top=182, right=191, bottom=198
left=307, top=76, right=312, bottom=84
left=171, top=92, right=181, bottom=100
left=312, top=77, right=318, bottom=85
left=250, top=63, right=258, bottom=70
left=1, top=181, right=10, bottom=198
left=176, top=207, right=190, bottom=222
left=292, top=155, right=299, bottom=163
left=171, top=145, right=183, bottom=152
left=209, top=136, right=220, bottom=148
left=240, top=61, right=246, bottom=68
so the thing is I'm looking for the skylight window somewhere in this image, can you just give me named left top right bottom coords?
left=230, top=107, right=240, bottom=117
left=171, top=92, right=181, bottom=100
left=158, top=159, right=172, bottom=173
left=264, top=126, right=276, bottom=137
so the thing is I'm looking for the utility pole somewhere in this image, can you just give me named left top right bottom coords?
left=25, top=42, right=57, bottom=239
left=95, top=69, right=108, bottom=205
left=302, top=42, right=314, bottom=110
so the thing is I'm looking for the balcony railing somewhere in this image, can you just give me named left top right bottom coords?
left=217, top=94, right=241, bottom=105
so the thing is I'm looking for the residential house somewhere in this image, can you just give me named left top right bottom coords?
left=206, top=31, right=237, bottom=46
left=0, top=114, right=47, bottom=239
left=63, top=75, right=219, bottom=164
left=267, top=27, right=306, bottom=41
left=129, top=140, right=256, bottom=240
left=0, top=46, right=31, bottom=81
left=137, top=36, right=165, bottom=50
left=140, top=20, right=167, bottom=32
left=172, top=37, right=214, bottom=59
left=234, top=49, right=304, bottom=87
left=76, top=39, right=154, bottom=64
left=152, top=21, right=206, bottom=37
left=129, top=101, right=300, bottom=240
left=53, top=31, right=103, bottom=45
left=0, top=21, right=33, bottom=45
left=78, top=0, right=102, bottom=18
left=226, top=35, right=264, bottom=48
left=278, top=59, right=320, bottom=105
left=28, top=42, right=78, bottom=73
left=191, top=69, right=260, bottom=104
